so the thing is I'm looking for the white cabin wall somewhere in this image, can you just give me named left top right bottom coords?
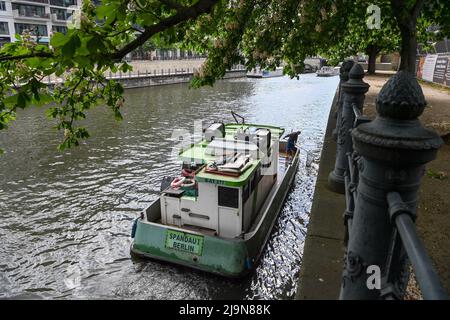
left=179, top=182, right=218, bottom=231
left=160, top=196, right=167, bottom=224
left=161, top=196, right=181, bottom=226
left=218, top=206, right=241, bottom=238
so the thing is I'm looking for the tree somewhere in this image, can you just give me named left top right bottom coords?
left=323, top=0, right=401, bottom=74
left=0, top=0, right=449, bottom=152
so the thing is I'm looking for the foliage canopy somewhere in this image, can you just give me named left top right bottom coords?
left=0, top=0, right=448, bottom=152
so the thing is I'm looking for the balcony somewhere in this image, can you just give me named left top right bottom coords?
left=51, top=13, right=72, bottom=22
left=13, top=0, right=49, bottom=4
left=13, top=10, right=50, bottom=20
left=50, top=0, right=76, bottom=8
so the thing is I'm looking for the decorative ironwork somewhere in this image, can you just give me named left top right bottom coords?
left=335, top=69, right=447, bottom=300
left=328, top=63, right=369, bottom=194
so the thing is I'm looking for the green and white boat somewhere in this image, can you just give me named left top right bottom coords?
left=130, top=117, right=300, bottom=277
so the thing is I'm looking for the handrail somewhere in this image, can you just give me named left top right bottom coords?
left=351, top=102, right=370, bottom=127
left=387, top=192, right=448, bottom=300
left=337, top=64, right=446, bottom=300
left=342, top=109, right=448, bottom=299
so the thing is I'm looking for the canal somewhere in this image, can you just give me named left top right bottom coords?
left=0, top=73, right=339, bottom=299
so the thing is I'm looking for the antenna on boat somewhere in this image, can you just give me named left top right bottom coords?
left=231, top=111, right=245, bottom=125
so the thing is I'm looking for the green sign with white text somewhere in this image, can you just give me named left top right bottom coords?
left=165, top=229, right=204, bottom=256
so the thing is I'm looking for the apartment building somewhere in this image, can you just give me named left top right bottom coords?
left=0, top=0, right=80, bottom=46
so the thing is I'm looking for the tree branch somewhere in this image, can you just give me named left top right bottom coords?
left=0, top=52, right=54, bottom=62
left=159, top=0, right=185, bottom=11
left=110, top=0, right=219, bottom=61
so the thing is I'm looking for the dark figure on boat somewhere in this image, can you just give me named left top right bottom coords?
left=284, top=131, right=301, bottom=158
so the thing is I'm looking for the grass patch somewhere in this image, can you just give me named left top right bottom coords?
left=426, top=168, right=448, bottom=180
left=417, top=79, right=450, bottom=94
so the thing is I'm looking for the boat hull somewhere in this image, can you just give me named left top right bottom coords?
left=246, top=68, right=284, bottom=78
left=131, top=148, right=300, bottom=277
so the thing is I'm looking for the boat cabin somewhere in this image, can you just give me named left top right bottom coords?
left=160, top=123, right=284, bottom=239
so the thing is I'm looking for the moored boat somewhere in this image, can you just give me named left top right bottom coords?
left=130, top=116, right=300, bottom=277
left=247, top=67, right=284, bottom=78
left=316, top=66, right=339, bottom=77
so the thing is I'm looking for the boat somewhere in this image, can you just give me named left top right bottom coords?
left=246, top=67, right=284, bottom=78
left=316, top=66, right=339, bottom=77
left=302, top=63, right=318, bottom=74
left=130, top=113, right=300, bottom=277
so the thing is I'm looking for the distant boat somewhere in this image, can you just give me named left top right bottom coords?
left=247, top=67, right=284, bottom=78
left=302, top=63, right=318, bottom=74
left=316, top=66, right=339, bottom=77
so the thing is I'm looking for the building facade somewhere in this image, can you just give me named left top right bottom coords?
left=0, top=0, right=79, bottom=46
left=0, top=0, right=206, bottom=60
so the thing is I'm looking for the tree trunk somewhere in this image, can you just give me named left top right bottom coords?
left=366, top=46, right=379, bottom=75
left=398, top=21, right=417, bottom=74
left=391, top=0, right=424, bottom=74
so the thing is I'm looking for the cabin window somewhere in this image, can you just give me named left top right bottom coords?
left=218, top=186, right=239, bottom=208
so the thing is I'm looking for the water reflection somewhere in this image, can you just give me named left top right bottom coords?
left=0, top=74, right=338, bottom=299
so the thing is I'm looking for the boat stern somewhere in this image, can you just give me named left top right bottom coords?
left=131, top=219, right=250, bottom=277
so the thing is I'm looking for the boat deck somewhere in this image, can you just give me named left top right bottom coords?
left=156, top=150, right=294, bottom=237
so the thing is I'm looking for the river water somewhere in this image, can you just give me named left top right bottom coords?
left=0, top=73, right=338, bottom=299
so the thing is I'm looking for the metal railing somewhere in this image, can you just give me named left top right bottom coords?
left=14, top=0, right=49, bottom=4
left=44, top=64, right=246, bottom=85
left=343, top=135, right=447, bottom=299
left=336, top=64, right=448, bottom=300
left=13, top=10, right=50, bottom=20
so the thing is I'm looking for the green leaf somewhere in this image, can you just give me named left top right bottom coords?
left=3, top=95, right=18, bottom=107
left=50, top=32, right=70, bottom=48
left=96, top=4, right=117, bottom=24
left=61, top=34, right=81, bottom=58
left=75, top=55, right=91, bottom=67
left=32, top=93, right=53, bottom=106
left=17, top=92, right=30, bottom=109
left=114, top=110, right=123, bottom=121
left=86, top=36, right=106, bottom=54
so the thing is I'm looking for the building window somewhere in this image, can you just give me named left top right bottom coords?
left=12, top=4, right=48, bottom=19
left=49, top=0, right=76, bottom=7
left=0, top=1, right=6, bottom=11
left=0, top=22, right=9, bottom=35
left=51, top=8, right=72, bottom=21
left=52, top=25, right=67, bottom=34
left=14, top=23, right=48, bottom=36
left=218, top=186, right=239, bottom=208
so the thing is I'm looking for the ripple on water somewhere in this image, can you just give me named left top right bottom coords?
left=0, top=74, right=338, bottom=299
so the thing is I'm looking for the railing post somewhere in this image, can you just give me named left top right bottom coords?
left=340, top=71, right=444, bottom=299
left=333, top=60, right=354, bottom=141
left=329, top=64, right=369, bottom=193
